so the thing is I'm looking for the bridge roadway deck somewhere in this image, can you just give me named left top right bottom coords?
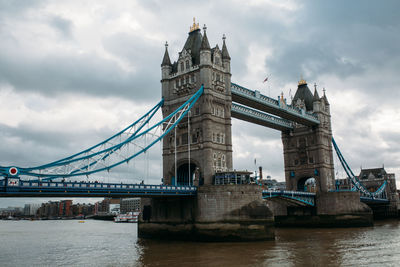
left=231, top=83, right=320, bottom=126
left=0, top=178, right=389, bottom=205
left=262, top=190, right=389, bottom=206
left=0, top=179, right=196, bottom=198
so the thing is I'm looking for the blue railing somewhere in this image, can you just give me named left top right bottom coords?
left=262, top=190, right=316, bottom=206
left=0, top=179, right=197, bottom=197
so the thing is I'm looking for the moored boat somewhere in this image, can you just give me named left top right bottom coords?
left=114, top=212, right=140, bottom=223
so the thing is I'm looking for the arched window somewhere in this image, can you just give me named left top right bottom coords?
left=180, top=62, right=184, bottom=72
left=185, top=60, right=190, bottom=70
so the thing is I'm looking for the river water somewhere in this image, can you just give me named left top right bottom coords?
left=0, top=219, right=399, bottom=267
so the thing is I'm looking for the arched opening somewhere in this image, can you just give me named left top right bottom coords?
left=297, top=177, right=317, bottom=192
left=177, top=163, right=196, bottom=186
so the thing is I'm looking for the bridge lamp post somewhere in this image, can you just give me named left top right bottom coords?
left=174, top=115, right=177, bottom=186
left=188, top=110, right=191, bottom=186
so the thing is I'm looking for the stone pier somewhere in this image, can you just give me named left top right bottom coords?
left=267, top=191, right=373, bottom=227
left=138, top=185, right=275, bottom=241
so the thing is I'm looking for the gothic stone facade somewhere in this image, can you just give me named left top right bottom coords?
left=161, top=24, right=233, bottom=185
left=282, top=81, right=335, bottom=192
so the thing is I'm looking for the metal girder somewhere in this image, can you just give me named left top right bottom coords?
left=232, top=103, right=293, bottom=131
left=231, top=83, right=320, bottom=127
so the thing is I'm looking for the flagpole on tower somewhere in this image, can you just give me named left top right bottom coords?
left=263, top=74, right=271, bottom=96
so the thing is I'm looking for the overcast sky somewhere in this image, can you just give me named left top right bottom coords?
left=1, top=0, right=400, bottom=207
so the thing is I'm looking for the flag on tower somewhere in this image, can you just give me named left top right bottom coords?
left=263, top=76, right=269, bottom=83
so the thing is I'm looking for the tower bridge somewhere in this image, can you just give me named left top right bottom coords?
left=1, top=20, right=398, bottom=241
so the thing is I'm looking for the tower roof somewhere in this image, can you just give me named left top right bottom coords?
left=161, top=42, right=172, bottom=67
left=182, top=27, right=203, bottom=65
left=221, top=34, right=230, bottom=60
left=292, top=80, right=314, bottom=111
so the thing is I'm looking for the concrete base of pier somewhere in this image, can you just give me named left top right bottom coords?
left=267, top=191, right=373, bottom=227
left=138, top=185, right=275, bottom=241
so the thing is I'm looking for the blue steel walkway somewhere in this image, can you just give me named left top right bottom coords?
left=0, top=179, right=196, bottom=198
left=263, top=190, right=316, bottom=206
left=262, top=190, right=389, bottom=207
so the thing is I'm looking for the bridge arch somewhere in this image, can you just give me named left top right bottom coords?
left=167, top=158, right=201, bottom=186
left=177, top=162, right=197, bottom=186
left=297, top=177, right=317, bottom=192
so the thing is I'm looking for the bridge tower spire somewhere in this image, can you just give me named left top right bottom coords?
left=161, top=21, right=233, bottom=186
left=282, top=79, right=335, bottom=192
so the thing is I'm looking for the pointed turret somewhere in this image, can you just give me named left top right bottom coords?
left=322, top=88, right=330, bottom=105
left=313, top=83, right=320, bottom=102
left=200, top=25, right=211, bottom=50
left=221, top=34, right=230, bottom=60
left=200, top=25, right=212, bottom=66
left=161, top=41, right=172, bottom=67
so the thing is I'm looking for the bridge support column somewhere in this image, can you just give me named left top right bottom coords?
left=315, top=191, right=373, bottom=226
left=138, top=185, right=275, bottom=241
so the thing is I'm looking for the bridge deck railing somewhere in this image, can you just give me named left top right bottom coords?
left=231, top=83, right=319, bottom=123
left=0, top=179, right=197, bottom=196
left=232, top=103, right=293, bottom=129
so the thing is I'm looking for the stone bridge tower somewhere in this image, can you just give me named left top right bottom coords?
left=282, top=80, right=335, bottom=192
left=161, top=20, right=233, bottom=185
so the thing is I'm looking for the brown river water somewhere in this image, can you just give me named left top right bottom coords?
left=0, top=219, right=399, bottom=266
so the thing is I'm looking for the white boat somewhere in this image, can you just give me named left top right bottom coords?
left=114, top=212, right=140, bottom=223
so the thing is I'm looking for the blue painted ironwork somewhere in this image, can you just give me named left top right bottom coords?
left=231, top=103, right=293, bottom=131
left=332, top=137, right=388, bottom=201
left=262, top=190, right=315, bottom=206
left=0, top=86, right=204, bottom=180
left=231, top=83, right=320, bottom=126
left=0, top=178, right=197, bottom=197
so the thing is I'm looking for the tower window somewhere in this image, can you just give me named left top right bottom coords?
left=185, top=76, right=189, bottom=84
left=180, top=62, right=184, bottom=72
left=182, top=134, right=188, bottom=145
left=186, top=60, right=190, bottom=70
left=192, top=134, right=198, bottom=143
left=216, top=74, right=221, bottom=82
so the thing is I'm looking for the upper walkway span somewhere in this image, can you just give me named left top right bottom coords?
left=231, top=82, right=320, bottom=127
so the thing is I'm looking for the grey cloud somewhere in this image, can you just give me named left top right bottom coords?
left=49, top=16, right=73, bottom=38
left=0, top=123, right=112, bottom=166
left=0, top=49, right=160, bottom=100
left=0, top=0, right=47, bottom=16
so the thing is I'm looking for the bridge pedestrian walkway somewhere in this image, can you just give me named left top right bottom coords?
left=231, top=83, right=320, bottom=126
